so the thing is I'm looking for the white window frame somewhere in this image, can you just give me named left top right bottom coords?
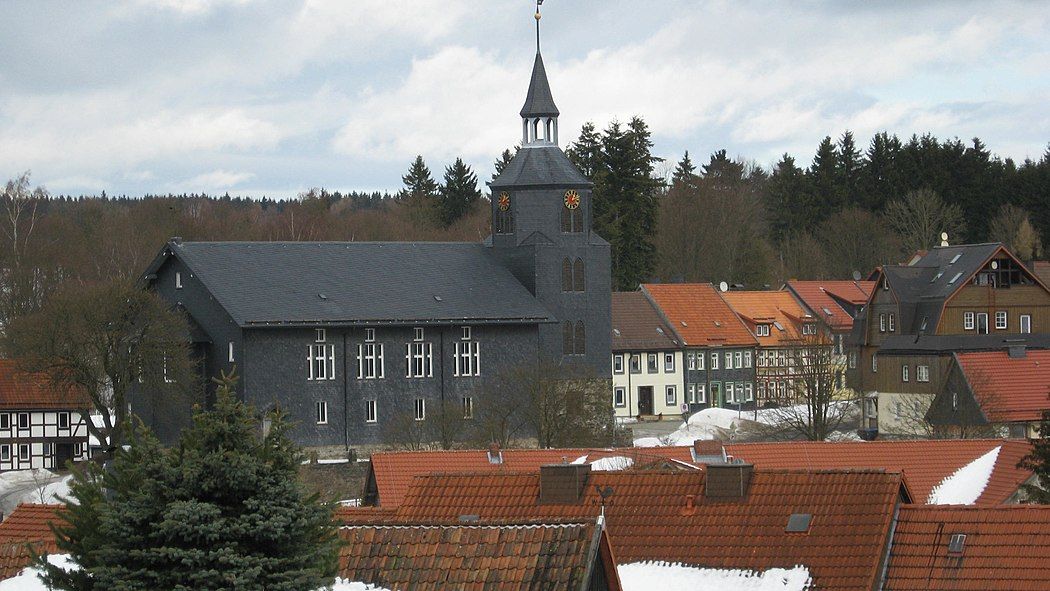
left=802, top=323, right=816, bottom=335
left=365, top=400, right=377, bottom=423
left=964, top=312, right=975, bottom=330
left=614, top=387, right=626, bottom=408
left=711, top=352, right=719, bottom=370
left=461, top=326, right=472, bottom=340
left=687, top=352, right=695, bottom=370
left=17, top=413, right=29, bottom=431
left=462, top=396, right=474, bottom=419
left=901, top=364, right=909, bottom=382
left=734, top=351, right=743, bottom=368
left=664, top=353, right=675, bottom=373
left=0, top=413, right=9, bottom=430
left=315, top=401, right=328, bottom=425
left=0, top=444, right=8, bottom=461
left=454, top=341, right=481, bottom=377
left=696, top=352, right=705, bottom=370
left=647, top=353, right=658, bottom=373
left=228, top=342, right=235, bottom=363
left=406, top=341, right=434, bottom=378
left=365, top=328, right=376, bottom=342
left=879, top=314, right=886, bottom=332
left=725, top=351, right=733, bottom=369
left=756, top=324, right=770, bottom=337
left=18, top=444, right=29, bottom=463
left=976, top=313, right=989, bottom=335
left=1021, top=314, right=1032, bottom=334
left=308, top=344, right=336, bottom=381
left=175, top=272, right=182, bottom=289
left=414, top=398, right=426, bottom=421
left=665, top=385, right=676, bottom=406
left=696, top=384, right=707, bottom=403
left=58, top=412, right=70, bottom=430
left=613, top=354, right=625, bottom=374
left=414, top=327, right=425, bottom=341
left=745, top=382, right=754, bottom=402
left=917, top=365, right=930, bottom=383
left=888, top=314, right=895, bottom=332
left=315, top=328, right=326, bottom=343
left=357, top=342, right=384, bottom=379
left=849, top=351, right=857, bottom=369
left=872, top=354, right=878, bottom=373
left=726, top=382, right=736, bottom=404
left=744, top=351, right=752, bottom=368
left=995, top=311, right=1007, bottom=330
left=629, top=354, right=641, bottom=374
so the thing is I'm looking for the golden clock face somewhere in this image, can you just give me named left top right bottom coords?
left=564, top=190, right=581, bottom=210
left=497, top=192, right=511, bottom=211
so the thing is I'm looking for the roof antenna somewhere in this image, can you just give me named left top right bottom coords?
left=535, top=0, right=544, bottom=53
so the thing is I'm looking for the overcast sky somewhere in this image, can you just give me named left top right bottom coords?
left=2, top=0, right=1047, bottom=198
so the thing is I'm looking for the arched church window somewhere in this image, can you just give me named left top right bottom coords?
left=562, top=258, right=573, bottom=291
left=574, top=321, right=586, bottom=355
left=562, top=321, right=574, bottom=355
left=573, top=258, right=585, bottom=292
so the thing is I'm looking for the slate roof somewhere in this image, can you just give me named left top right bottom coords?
left=884, top=505, right=1050, bottom=591
left=364, top=439, right=1032, bottom=509
left=387, top=469, right=905, bottom=591
left=519, top=52, right=560, bottom=118
left=956, top=350, right=1050, bottom=423
left=878, top=333, right=1050, bottom=354
left=611, top=292, right=679, bottom=351
left=0, top=504, right=63, bottom=580
left=489, top=145, right=590, bottom=189
left=338, top=520, right=620, bottom=591
left=784, top=280, right=874, bottom=332
left=641, top=283, right=756, bottom=348
left=0, top=360, right=90, bottom=410
left=147, top=241, right=553, bottom=327
left=721, top=290, right=817, bottom=346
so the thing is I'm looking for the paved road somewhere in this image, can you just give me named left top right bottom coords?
left=628, top=419, right=685, bottom=442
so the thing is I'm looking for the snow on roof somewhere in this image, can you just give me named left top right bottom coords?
left=590, top=456, right=634, bottom=471
left=619, top=562, right=812, bottom=591
left=927, top=445, right=1001, bottom=505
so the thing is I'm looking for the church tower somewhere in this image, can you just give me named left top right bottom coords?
left=488, top=5, right=611, bottom=378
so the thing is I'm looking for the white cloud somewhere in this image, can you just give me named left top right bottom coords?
left=181, top=169, right=256, bottom=190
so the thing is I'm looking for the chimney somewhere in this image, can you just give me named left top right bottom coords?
left=691, top=439, right=728, bottom=464
left=539, top=463, right=591, bottom=505
left=704, top=463, right=754, bottom=501
left=679, top=494, right=697, bottom=517
left=1008, top=344, right=1027, bottom=359
left=487, top=442, right=503, bottom=465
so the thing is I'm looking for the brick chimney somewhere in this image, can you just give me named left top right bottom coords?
left=691, top=439, right=728, bottom=464
left=539, top=463, right=591, bottom=505
left=487, top=442, right=503, bottom=465
left=704, top=463, right=754, bottom=501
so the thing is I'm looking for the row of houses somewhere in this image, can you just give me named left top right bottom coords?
left=616, top=243, right=1050, bottom=439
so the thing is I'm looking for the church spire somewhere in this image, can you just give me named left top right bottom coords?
left=520, top=0, right=559, bottom=145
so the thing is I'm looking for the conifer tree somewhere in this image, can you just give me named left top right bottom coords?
left=837, top=130, right=864, bottom=206
left=701, top=149, right=745, bottom=189
left=671, top=151, right=697, bottom=189
left=765, top=154, right=810, bottom=241
left=43, top=369, right=340, bottom=591
left=1019, top=410, right=1050, bottom=504
left=492, top=148, right=517, bottom=182
left=400, top=155, right=439, bottom=201
left=565, top=122, right=604, bottom=179
left=438, top=158, right=482, bottom=227
left=807, top=136, right=843, bottom=221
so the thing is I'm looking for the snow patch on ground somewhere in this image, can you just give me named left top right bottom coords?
left=619, top=562, right=812, bottom=590
left=634, top=403, right=858, bottom=447
left=927, top=445, right=1001, bottom=505
left=0, top=470, right=74, bottom=507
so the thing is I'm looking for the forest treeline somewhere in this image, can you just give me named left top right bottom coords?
left=1, top=124, right=1048, bottom=329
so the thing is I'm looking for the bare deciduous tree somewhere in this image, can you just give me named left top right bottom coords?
left=989, top=204, right=1043, bottom=260
left=884, top=188, right=965, bottom=253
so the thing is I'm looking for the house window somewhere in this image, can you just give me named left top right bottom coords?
left=613, top=354, right=625, bottom=374
left=454, top=341, right=481, bottom=377
left=888, top=314, right=895, bottom=332
left=462, top=326, right=472, bottom=340
left=725, top=351, right=733, bottom=369
left=901, top=365, right=909, bottom=382
left=308, top=344, right=336, bottom=380
left=0, top=445, right=8, bottom=461
left=756, top=324, right=770, bottom=337
left=18, top=444, right=29, bottom=463
left=734, top=351, right=743, bottom=368
left=629, top=354, right=641, bottom=374
left=725, top=382, right=736, bottom=404
left=315, top=328, right=326, bottom=343
left=405, top=341, right=434, bottom=378
left=614, top=387, right=626, bottom=408
left=414, top=327, right=425, bottom=341
left=849, top=351, right=857, bottom=369
left=365, top=328, right=376, bottom=342
left=917, top=365, right=930, bottom=382
left=462, top=396, right=474, bottom=419
left=696, top=352, right=705, bottom=370
left=744, top=351, right=752, bottom=368
left=871, top=354, right=878, bottom=373
left=0, top=413, right=9, bottom=430
left=175, top=272, right=182, bottom=289
left=687, top=352, right=695, bottom=370
left=976, top=313, right=989, bottom=335
left=17, top=413, right=29, bottom=431
left=414, top=398, right=426, bottom=421
left=665, top=386, right=677, bottom=406
left=664, top=353, right=675, bottom=373
left=357, top=342, right=385, bottom=379
left=315, top=401, right=328, bottom=425
left=365, top=400, right=377, bottom=423
left=58, top=412, right=70, bottom=430
left=802, top=323, right=816, bottom=335
left=995, top=311, right=1007, bottom=330
left=695, top=384, right=707, bottom=403
left=647, top=354, right=658, bottom=373
left=1021, top=315, right=1032, bottom=334
left=964, top=312, right=975, bottom=330
left=711, top=352, right=719, bottom=370
left=879, top=314, right=886, bottom=332
left=745, top=382, right=754, bottom=402
left=228, top=342, right=235, bottom=363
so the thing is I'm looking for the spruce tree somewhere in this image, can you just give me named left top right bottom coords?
left=701, top=149, right=745, bottom=189
left=1018, top=410, right=1050, bottom=504
left=671, top=151, right=697, bottom=189
left=400, top=155, right=439, bottom=201
left=565, top=122, right=604, bottom=179
left=438, top=158, right=482, bottom=227
left=837, top=130, right=864, bottom=206
left=807, top=136, right=843, bottom=221
left=43, top=370, right=340, bottom=591
left=492, top=148, right=516, bottom=181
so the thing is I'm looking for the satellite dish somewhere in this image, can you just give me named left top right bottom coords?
left=851, top=270, right=862, bottom=281
left=940, top=232, right=949, bottom=241
left=991, top=261, right=999, bottom=270
left=718, top=281, right=729, bottom=292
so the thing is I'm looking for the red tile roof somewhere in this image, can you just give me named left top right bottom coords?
left=722, top=291, right=817, bottom=346
left=641, top=283, right=756, bottom=347
left=388, top=469, right=904, bottom=591
left=956, top=350, right=1050, bottom=423
left=611, top=291, right=679, bottom=351
left=0, top=360, right=89, bottom=410
left=338, top=520, right=620, bottom=591
left=884, top=505, right=1050, bottom=590
left=785, top=280, right=875, bottom=331
left=0, top=504, right=64, bottom=580
left=367, top=439, right=1032, bottom=508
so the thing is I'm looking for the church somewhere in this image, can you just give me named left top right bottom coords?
left=137, top=20, right=612, bottom=451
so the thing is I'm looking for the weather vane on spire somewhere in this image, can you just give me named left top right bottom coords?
left=535, top=0, right=544, bottom=52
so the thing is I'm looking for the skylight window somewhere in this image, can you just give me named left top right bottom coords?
left=931, top=272, right=944, bottom=283
left=948, top=272, right=963, bottom=284
left=773, top=321, right=785, bottom=331
left=948, top=533, right=966, bottom=554
left=785, top=513, right=812, bottom=533
left=949, top=254, right=962, bottom=264
left=822, top=307, right=833, bottom=316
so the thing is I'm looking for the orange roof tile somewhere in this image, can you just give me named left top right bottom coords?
left=0, top=504, right=64, bottom=580
left=885, top=505, right=1050, bottom=590
left=956, top=350, right=1050, bottom=423
left=389, top=469, right=904, bottom=591
left=338, top=520, right=620, bottom=591
left=785, top=280, right=874, bottom=331
left=641, top=283, right=756, bottom=347
left=0, top=360, right=90, bottom=410
left=722, top=290, right=817, bottom=346
left=367, top=439, right=1032, bottom=509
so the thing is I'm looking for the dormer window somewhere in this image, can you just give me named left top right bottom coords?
left=175, top=272, right=182, bottom=289
left=756, top=324, right=771, bottom=337
left=315, top=329, right=326, bottom=343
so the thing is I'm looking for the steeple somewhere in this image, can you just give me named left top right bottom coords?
left=520, top=1, right=559, bottom=146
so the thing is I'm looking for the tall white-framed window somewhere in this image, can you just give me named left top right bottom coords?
left=454, top=341, right=481, bottom=377
left=917, top=365, right=930, bottom=382
left=18, top=444, right=29, bottom=463
left=614, top=387, right=626, bottom=408
left=308, top=344, right=336, bottom=380
left=725, top=382, right=736, bottom=404
left=744, top=351, right=752, bottom=368
left=711, top=352, right=719, bottom=370
left=976, top=313, right=989, bottom=334
left=462, top=396, right=474, bottom=419
left=315, top=328, right=326, bottom=343
left=745, top=382, right=754, bottom=402
left=696, top=352, right=705, bottom=370
left=872, top=354, right=878, bottom=373
left=175, top=272, right=183, bottom=289
left=1021, top=315, right=1032, bottom=334
left=901, top=365, right=909, bottom=382
left=687, top=352, right=695, bottom=370
left=664, top=353, right=675, bottom=373
left=228, top=342, right=235, bottom=363
left=696, top=384, right=707, bottom=403
left=365, top=328, right=376, bottom=342
left=17, top=413, right=29, bottom=431
left=414, top=327, right=425, bottom=341
left=315, top=401, right=328, bottom=425
left=630, top=354, right=641, bottom=373
left=461, top=326, right=472, bottom=340
left=687, top=384, right=695, bottom=404
left=879, top=314, right=886, bottom=332
left=365, top=400, right=377, bottom=423
left=357, top=342, right=384, bottom=379
left=849, top=351, right=857, bottom=368
left=665, top=385, right=676, bottom=406
left=414, top=398, right=426, bottom=421
left=0, top=413, right=10, bottom=430
left=613, top=354, right=625, bottom=374
left=0, top=444, right=9, bottom=461
left=964, top=312, right=975, bottom=330
left=995, top=311, right=1007, bottom=330
left=725, top=351, right=733, bottom=369
left=647, top=354, right=658, bottom=373
left=888, top=314, right=895, bottom=332
left=734, top=351, right=743, bottom=368
left=58, top=412, right=70, bottom=430
left=406, top=341, right=433, bottom=378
